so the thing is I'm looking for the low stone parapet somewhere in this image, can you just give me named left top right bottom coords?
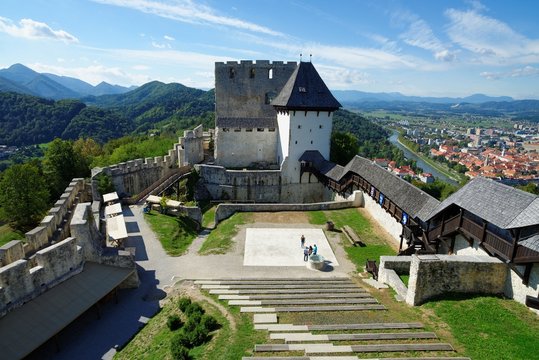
left=406, top=254, right=506, bottom=306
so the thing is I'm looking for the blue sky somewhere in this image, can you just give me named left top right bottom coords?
left=1, top=0, right=538, bottom=98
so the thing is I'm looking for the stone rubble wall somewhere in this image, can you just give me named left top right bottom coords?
left=451, top=235, right=539, bottom=314
left=0, top=194, right=138, bottom=319
left=214, top=198, right=358, bottom=225
left=0, top=237, right=84, bottom=317
left=0, top=178, right=87, bottom=267
left=405, top=254, right=507, bottom=306
left=178, top=125, right=205, bottom=167
left=197, top=164, right=332, bottom=203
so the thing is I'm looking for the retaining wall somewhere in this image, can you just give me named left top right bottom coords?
left=215, top=199, right=357, bottom=224
left=405, top=254, right=507, bottom=306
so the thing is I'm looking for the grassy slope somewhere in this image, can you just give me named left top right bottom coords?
left=308, top=208, right=396, bottom=272
left=198, top=212, right=250, bottom=255
left=144, top=212, right=198, bottom=256
left=115, top=295, right=265, bottom=360
left=424, top=295, right=539, bottom=360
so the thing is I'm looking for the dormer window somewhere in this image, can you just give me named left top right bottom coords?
left=298, top=86, right=306, bottom=93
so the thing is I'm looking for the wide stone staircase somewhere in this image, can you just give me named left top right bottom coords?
left=195, top=277, right=470, bottom=360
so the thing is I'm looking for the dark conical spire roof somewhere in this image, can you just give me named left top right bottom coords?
left=271, top=62, right=341, bottom=111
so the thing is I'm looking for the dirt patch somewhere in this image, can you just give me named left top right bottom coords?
left=251, top=211, right=309, bottom=223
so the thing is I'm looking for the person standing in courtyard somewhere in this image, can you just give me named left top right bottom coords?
left=303, top=246, right=309, bottom=261
left=313, top=244, right=318, bottom=255
left=301, top=234, right=305, bottom=248
left=308, top=245, right=313, bottom=257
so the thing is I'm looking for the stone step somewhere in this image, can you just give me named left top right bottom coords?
left=241, top=305, right=386, bottom=313
left=195, top=278, right=351, bottom=285
left=230, top=298, right=378, bottom=306
left=254, top=342, right=454, bottom=354
left=253, top=313, right=278, bottom=324
left=270, top=331, right=438, bottom=342
left=255, top=323, right=423, bottom=332
left=211, top=288, right=366, bottom=295
left=219, top=293, right=372, bottom=300
left=202, top=284, right=360, bottom=290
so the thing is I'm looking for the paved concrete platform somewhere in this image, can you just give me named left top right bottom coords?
left=253, top=313, right=278, bottom=324
left=270, top=332, right=437, bottom=342
left=244, top=228, right=339, bottom=266
left=254, top=322, right=424, bottom=332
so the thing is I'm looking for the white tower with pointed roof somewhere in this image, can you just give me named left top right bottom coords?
left=271, top=62, right=341, bottom=183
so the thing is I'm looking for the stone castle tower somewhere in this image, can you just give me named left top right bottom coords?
left=271, top=61, right=341, bottom=184
left=213, top=60, right=340, bottom=177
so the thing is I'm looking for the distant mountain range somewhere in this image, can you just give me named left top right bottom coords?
left=332, top=90, right=514, bottom=104
left=0, top=64, right=134, bottom=99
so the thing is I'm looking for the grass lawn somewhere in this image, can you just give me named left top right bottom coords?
left=144, top=212, right=198, bottom=256
left=201, top=205, right=216, bottom=229
left=115, top=294, right=266, bottom=360
left=198, top=212, right=251, bottom=255
left=308, top=208, right=397, bottom=272
left=424, top=295, right=539, bottom=360
left=0, top=224, right=24, bottom=247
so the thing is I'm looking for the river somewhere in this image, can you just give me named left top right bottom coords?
left=388, top=132, right=458, bottom=185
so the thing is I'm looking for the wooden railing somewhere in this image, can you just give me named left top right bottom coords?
left=483, top=231, right=512, bottom=260
left=461, top=217, right=484, bottom=239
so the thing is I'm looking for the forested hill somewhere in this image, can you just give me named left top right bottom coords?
left=83, top=81, right=214, bottom=132
left=0, top=82, right=214, bottom=146
left=0, top=92, right=129, bottom=145
left=0, top=81, right=385, bottom=147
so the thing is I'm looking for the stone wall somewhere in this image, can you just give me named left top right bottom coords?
left=405, top=254, right=507, bottom=306
left=215, top=199, right=357, bottom=224
left=0, top=198, right=139, bottom=318
left=361, top=190, right=403, bottom=246
left=0, top=178, right=88, bottom=268
left=178, top=125, right=205, bottom=167
left=378, top=256, right=411, bottom=301
left=197, top=164, right=332, bottom=203
left=215, top=60, right=297, bottom=119
left=0, top=237, right=84, bottom=317
left=214, top=127, right=278, bottom=168
left=101, top=152, right=176, bottom=197
left=450, top=235, right=539, bottom=313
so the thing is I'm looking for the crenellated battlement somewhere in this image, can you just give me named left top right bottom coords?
left=0, top=178, right=88, bottom=268
left=215, top=60, right=297, bottom=67
left=0, top=236, right=84, bottom=316
left=0, top=200, right=138, bottom=318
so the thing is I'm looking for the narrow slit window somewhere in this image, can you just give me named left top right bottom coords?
left=268, top=68, right=273, bottom=79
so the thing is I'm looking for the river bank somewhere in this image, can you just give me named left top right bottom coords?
left=388, top=132, right=462, bottom=185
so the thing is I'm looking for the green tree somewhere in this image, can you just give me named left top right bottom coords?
left=516, top=182, right=539, bottom=195
left=330, top=132, right=358, bottom=165
left=0, top=163, right=49, bottom=231
left=43, top=138, right=90, bottom=199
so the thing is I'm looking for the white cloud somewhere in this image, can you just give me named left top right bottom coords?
left=151, top=41, right=170, bottom=49
left=132, top=64, right=150, bottom=70
left=164, top=35, right=175, bottom=41
left=92, top=0, right=283, bottom=37
left=480, top=66, right=539, bottom=80
left=0, top=17, right=78, bottom=42
left=315, top=64, right=372, bottom=89
left=397, top=13, right=456, bottom=62
left=28, top=62, right=151, bottom=86
left=445, top=8, right=539, bottom=63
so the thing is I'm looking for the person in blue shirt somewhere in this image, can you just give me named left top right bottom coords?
left=313, top=244, right=318, bottom=255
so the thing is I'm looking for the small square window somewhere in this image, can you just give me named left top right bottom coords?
left=319, top=125, right=323, bottom=129
left=246, top=128, right=253, bottom=132
left=257, top=128, right=264, bottom=132
left=298, top=125, right=301, bottom=129
left=310, top=140, right=313, bottom=144
left=268, top=128, right=275, bottom=132
left=295, top=140, right=298, bottom=144
left=222, top=127, right=229, bottom=132
left=234, top=128, right=241, bottom=132
left=298, top=86, right=306, bottom=93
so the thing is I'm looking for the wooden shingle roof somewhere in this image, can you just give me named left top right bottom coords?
left=426, top=177, right=539, bottom=229
left=271, top=62, right=341, bottom=111
left=300, top=152, right=439, bottom=221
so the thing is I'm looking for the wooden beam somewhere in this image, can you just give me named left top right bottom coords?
left=523, top=264, right=533, bottom=285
